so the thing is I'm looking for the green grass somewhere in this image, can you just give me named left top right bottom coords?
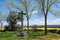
left=0, top=31, right=60, bottom=40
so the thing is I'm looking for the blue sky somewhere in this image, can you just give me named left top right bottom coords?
left=0, top=0, right=60, bottom=27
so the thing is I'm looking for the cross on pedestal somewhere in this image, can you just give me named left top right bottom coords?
left=17, top=11, right=27, bottom=37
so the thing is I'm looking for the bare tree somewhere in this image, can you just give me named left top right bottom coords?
left=6, top=0, right=37, bottom=33
left=37, top=0, right=60, bottom=35
left=0, top=12, right=2, bottom=30
left=20, top=0, right=36, bottom=33
left=0, top=11, right=7, bottom=31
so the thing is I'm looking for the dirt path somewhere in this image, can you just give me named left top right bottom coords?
left=51, top=38, right=60, bottom=40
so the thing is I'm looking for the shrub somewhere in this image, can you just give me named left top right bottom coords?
left=32, top=28, right=37, bottom=32
left=5, top=26, right=17, bottom=31
left=48, top=29, right=57, bottom=33
left=57, top=30, right=60, bottom=34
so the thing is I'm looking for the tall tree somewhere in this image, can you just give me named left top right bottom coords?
left=37, top=0, right=60, bottom=35
left=6, top=0, right=36, bottom=33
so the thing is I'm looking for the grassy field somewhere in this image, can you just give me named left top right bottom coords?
left=1, top=27, right=60, bottom=31
left=0, top=31, right=60, bottom=40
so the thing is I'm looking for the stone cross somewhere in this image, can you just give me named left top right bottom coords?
left=17, top=11, right=27, bottom=37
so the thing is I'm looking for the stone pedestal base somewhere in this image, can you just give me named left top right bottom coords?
left=17, top=32, right=27, bottom=37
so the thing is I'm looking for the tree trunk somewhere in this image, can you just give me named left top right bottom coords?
left=0, top=21, right=2, bottom=30
left=1, top=22, right=2, bottom=30
left=27, top=16, right=29, bottom=33
left=14, top=24, right=16, bottom=33
left=26, top=8, right=29, bottom=33
left=45, top=15, right=47, bottom=35
left=0, top=20, right=2, bottom=31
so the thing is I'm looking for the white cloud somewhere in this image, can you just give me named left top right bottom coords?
left=0, top=21, right=8, bottom=27
left=29, top=11, right=38, bottom=14
left=25, top=19, right=60, bottom=25
left=49, top=19, right=60, bottom=25
left=32, top=11, right=38, bottom=14
left=29, top=19, right=44, bottom=25
left=17, top=22, right=21, bottom=25
left=16, top=18, right=60, bottom=26
left=0, top=18, right=60, bottom=27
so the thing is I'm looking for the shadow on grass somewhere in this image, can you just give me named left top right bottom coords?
left=0, top=31, right=46, bottom=38
left=27, top=31, right=45, bottom=38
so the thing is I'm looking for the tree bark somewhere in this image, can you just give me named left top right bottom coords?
left=45, top=14, right=47, bottom=35
left=0, top=21, right=2, bottom=31
left=27, top=15, right=29, bottom=33
left=26, top=8, right=29, bottom=33
left=0, top=21, right=2, bottom=30
left=1, top=19, right=2, bottom=31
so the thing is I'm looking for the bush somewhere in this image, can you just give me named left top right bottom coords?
left=37, top=29, right=43, bottom=31
left=32, top=28, right=37, bottom=32
left=48, top=29, right=57, bottom=33
left=57, top=30, right=60, bottom=34
left=5, top=26, right=17, bottom=31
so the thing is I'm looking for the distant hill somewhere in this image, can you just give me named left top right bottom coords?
left=39, top=25, right=60, bottom=28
